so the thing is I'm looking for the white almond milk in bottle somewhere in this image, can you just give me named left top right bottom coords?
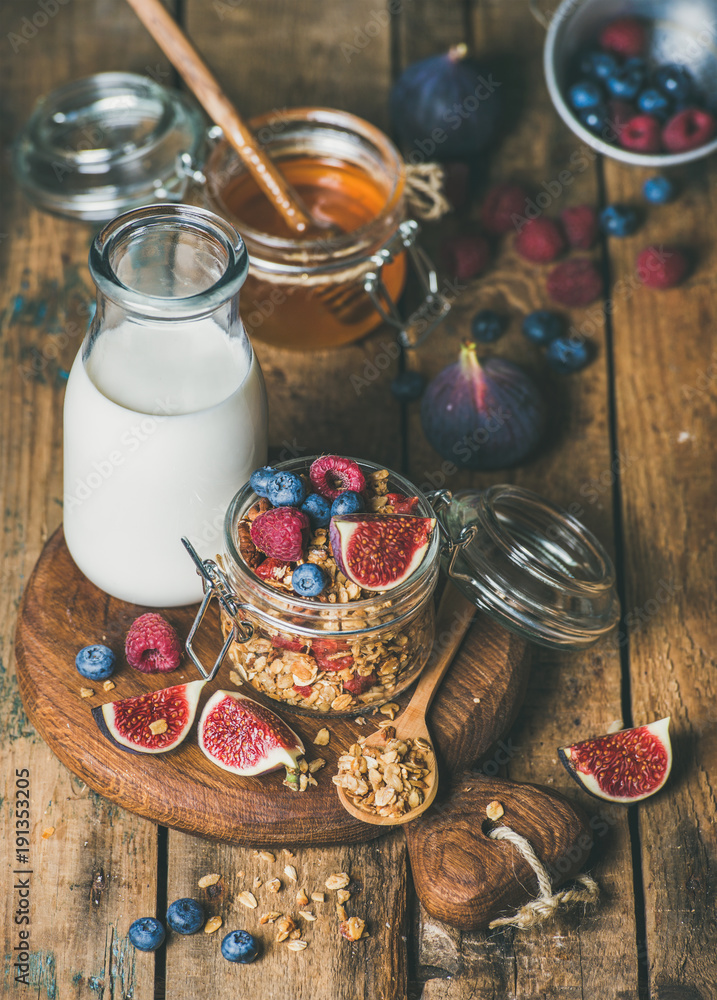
left=63, top=205, right=267, bottom=606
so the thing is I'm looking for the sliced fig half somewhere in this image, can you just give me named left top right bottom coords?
left=558, top=717, right=672, bottom=804
left=92, top=679, right=206, bottom=755
left=198, top=690, right=304, bottom=777
left=329, top=513, right=436, bottom=592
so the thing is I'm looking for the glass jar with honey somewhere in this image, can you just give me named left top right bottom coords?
left=203, top=108, right=416, bottom=350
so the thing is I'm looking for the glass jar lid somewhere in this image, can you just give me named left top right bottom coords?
left=435, top=484, right=620, bottom=649
left=13, top=72, right=206, bottom=221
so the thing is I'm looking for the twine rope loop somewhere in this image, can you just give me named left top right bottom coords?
left=487, top=823, right=599, bottom=930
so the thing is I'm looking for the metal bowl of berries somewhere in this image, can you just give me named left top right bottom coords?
left=543, top=0, right=717, bottom=166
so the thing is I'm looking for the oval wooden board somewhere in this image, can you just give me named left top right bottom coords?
left=15, top=528, right=530, bottom=845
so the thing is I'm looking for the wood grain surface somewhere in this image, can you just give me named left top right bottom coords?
left=1, top=0, right=715, bottom=997
left=15, top=527, right=529, bottom=845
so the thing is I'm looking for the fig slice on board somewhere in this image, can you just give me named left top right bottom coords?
left=198, top=690, right=304, bottom=777
left=558, top=717, right=672, bottom=803
left=92, top=679, right=206, bottom=755
left=329, top=513, right=435, bottom=592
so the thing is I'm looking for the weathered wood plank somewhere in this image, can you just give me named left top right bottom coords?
left=0, top=2, right=176, bottom=997
left=401, top=1, right=639, bottom=996
left=604, top=152, right=717, bottom=997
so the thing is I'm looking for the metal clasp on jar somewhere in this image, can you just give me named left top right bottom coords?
left=425, top=489, right=479, bottom=584
left=181, top=537, right=254, bottom=682
left=364, top=220, right=451, bottom=350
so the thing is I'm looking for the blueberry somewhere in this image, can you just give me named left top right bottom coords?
left=291, top=563, right=326, bottom=597
left=470, top=308, right=505, bottom=343
left=166, top=898, right=204, bottom=935
left=579, top=49, right=617, bottom=81
left=600, top=204, right=639, bottom=237
left=128, top=917, right=165, bottom=952
left=521, top=310, right=564, bottom=346
left=545, top=337, right=591, bottom=374
left=568, top=80, right=603, bottom=110
left=301, top=493, right=332, bottom=528
left=606, top=67, right=643, bottom=101
left=266, top=471, right=306, bottom=507
left=578, top=104, right=607, bottom=134
left=75, top=644, right=116, bottom=681
left=331, top=491, right=365, bottom=516
left=654, top=64, right=693, bottom=102
left=249, top=465, right=276, bottom=497
left=390, top=370, right=425, bottom=403
left=637, top=87, right=671, bottom=120
left=643, top=175, right=676, bottom=204
left=221, top=929, right=259, bottom=964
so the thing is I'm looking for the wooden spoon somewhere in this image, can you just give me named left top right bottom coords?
left=124, top=0, right=316, bottom=235
left=335, top=582, right=475, bottom=827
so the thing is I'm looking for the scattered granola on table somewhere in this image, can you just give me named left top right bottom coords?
left=333, top=734, right=433, bottom=818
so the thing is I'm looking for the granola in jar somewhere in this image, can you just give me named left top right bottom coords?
left=220, top=456, right=440, bottom=716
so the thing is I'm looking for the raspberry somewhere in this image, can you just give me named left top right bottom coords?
left=662, top=108, right=717, bottom=152
left=636, top=245, right=688, bottom=289
left=515, top=218, right=565, bottom=263
left=619, top=115, right=661, bottom=153
left=547, top=258, right=602, bottom=307
left=481, top=183, right=528, bottom=234
left=293, top=683, right=314, bottom=697
left=560, top=205, right=598, bottom=250
left=440, top=234, right=490, bottom=280
left=311, top=637, right=353, bottom=672
left=250, top=507, right=309, bottom=562
left=125, top=613, right=181, bottom=674
left=599, top=17, right=647, bottom=58
left=309, top=456, right=366, bottom=500
left=273, top=634, right=305, bottom=652
left=255, top=557, right=290, bottom=583
left=343, top=671, right=377, bottom=696
left=386, top=493, right=420, bottom=514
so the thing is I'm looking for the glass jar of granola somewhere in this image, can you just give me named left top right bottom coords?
left=215, top=457, right=440, bottom=717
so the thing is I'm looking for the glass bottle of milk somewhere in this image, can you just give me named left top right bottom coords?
left=63, top=204, right=268, bottom=606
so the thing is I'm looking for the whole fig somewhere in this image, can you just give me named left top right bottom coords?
left=420, top=340, right=545, bottom=470
left=389, top=44, right=502, bottom=161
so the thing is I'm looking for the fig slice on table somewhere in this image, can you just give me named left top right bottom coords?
left=558, top=717, right=672, bottom=803
left=198, top=690, right=304, bottom=777
left=329, top=513, right=435, bottom=592
left=92, top=679, right=206, bottom=755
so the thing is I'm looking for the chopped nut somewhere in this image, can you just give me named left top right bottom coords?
left=308, top=758, right=325, bottom=773
left=198, top=873, right=221, bottom=889
left=238, top=891, right=258, bottom=909
left=256, top=850, right=276, bottom=862
left=379, top=702, right=400, bottom=719
left=313, top=728, right=330, bottom=746
left=230, top=670, right=243, bottom=687
left=284, top=865, right=298, bottom=882
left=299, top=773, right=308, bottom=792
left=326, top=873, right=350, bottom=891
left=299, top=909, right=317, bottom=921
left=290, top=927, right=302, bottom=940
left=79, top=687, right=95, bottom=699
left=287, top=940, right=308, bottom=951
left=311, top=892, right=326, bottom=903
left=283, top=849, right=295, bottom=859
left=41, top=827, right=55, bottom=839
left=336, top=904, right=348, bottom=922
left=296, top=888, right=309, bottom=907
left=275, top=916, right=296, bottom=942
left=149, top=719, right=168, bottom=735
left=340, top=916, right=366, bottom=941
left=102, top=679, right=115, bottom=692
left=266, top=878, right=282, bottom=893
left=252, top=876, right=263, bottom=890
left=486, top=800, right=505, bottom=821
left=336, top=889, right=351, bottom=904
left=204, top=915, right=223, bottom=934
left=260, top=911, right=282, bottom=924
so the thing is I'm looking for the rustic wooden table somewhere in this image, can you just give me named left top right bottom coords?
left=2, top=1, right=715, bottom=998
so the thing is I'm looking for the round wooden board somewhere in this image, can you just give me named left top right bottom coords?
left=15, top=528, right=530, bottom=846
